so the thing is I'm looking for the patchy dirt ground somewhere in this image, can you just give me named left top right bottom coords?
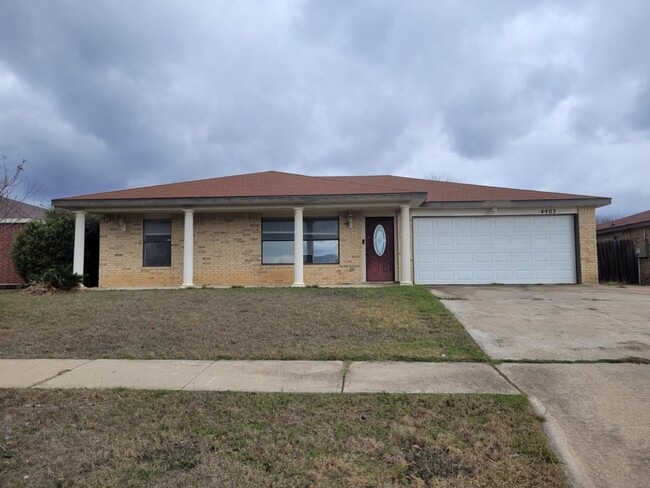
left=0, top=287, right=485, bottom=361
left=0, top=390, right=568, bottom=487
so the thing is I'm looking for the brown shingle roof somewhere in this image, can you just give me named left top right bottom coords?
left=57, top=170, right=607, bottom=204
left=63, top=171, right=414, bottom=200
left=325, top=175, right=599, bottom=202
left=0, top=197, right=47, bottom=220
left=597, top=210, right=650, bottom=232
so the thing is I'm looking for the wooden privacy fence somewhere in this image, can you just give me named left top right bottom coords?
left=597, top=239, right=639, bottom=283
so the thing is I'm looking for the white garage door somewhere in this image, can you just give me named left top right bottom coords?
left=414, top=215, right=577, bottom=284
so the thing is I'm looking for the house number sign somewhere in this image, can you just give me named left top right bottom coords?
left=540, top=208, right=558, bottom=214
left=373, top=225, right=386, bottom=256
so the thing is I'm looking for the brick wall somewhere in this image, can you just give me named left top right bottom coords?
left=577, top=207, right=598, bottom=284
left=99, top=215, right=184, bottom=287
left=598, top=226, right=650, bottom=285
left=99, top=208, right=602, bottom=287
left=0, top=224, right=24, bottom=285
left=99, top=211, right=364, bottom=287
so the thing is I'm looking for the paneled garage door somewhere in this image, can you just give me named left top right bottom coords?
left=413, top=215, right=577, bottom=284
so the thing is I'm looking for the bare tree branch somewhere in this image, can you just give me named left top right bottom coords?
left=427, top=172, right=461, bottom=183
left=596, top=213, right=624, bottom=226
left=0, top=155, right=41, bottom=221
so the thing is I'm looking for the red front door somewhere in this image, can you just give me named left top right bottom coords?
left=366, top=217, right=395, bottom=282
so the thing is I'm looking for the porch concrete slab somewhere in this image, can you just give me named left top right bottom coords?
left=498, top=363, right=650, bottom=488
left=0, top=359, right=89, bottom=388
left=184, top=360, right=344, bottom=393
left=36, top=359, right=213, bottom=390
left=344, top=362, right=518, bottom=394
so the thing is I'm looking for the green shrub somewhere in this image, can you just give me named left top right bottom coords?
left=11, top=208, right=98, bottom=287
left=12, top=208, right=74, bottom=281
left=34, top=265, right=83, bottom=291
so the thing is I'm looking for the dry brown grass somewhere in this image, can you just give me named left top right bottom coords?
left=0, top=390, right=568, bottom=487
left=0, top=286, right=486, bottom=361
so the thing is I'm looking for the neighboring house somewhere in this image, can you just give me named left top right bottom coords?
left=52, top=171, right=610, bottom=288
left=0, top=197, right=47, bottom=286
left=597, top=210, right=650, bottom=285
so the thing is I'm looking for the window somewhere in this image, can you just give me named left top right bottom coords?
left=261, top=220, right=294, bottom=265
left=303, top=219, right=339, bottom=264
left=262, top=218, right=339, bottom=264
left=143, top=219, right=172, bottom=267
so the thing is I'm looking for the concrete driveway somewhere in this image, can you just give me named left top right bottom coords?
left=430, top=285, right=650, bottom=487
left=431, top=284, right=650, bottom=361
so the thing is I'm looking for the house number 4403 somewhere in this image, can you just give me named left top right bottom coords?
left=540, top=208, right=557, bottom=214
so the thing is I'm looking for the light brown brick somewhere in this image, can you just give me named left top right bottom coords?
left=577, top=207, right=598, bottom=284
left=99, top=212, right=364, bottom=287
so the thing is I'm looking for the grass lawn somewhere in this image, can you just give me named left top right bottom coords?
left=0, top=286, right=486, bottom=361
left=0, top=390, right=567, bottom=487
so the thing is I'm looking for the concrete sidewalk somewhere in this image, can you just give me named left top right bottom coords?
left=498, top=363, right=650, bottom=488
left=0, top=359, right=518, bottom=394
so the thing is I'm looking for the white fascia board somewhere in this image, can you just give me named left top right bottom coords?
left=75, top=201, right=417, bottom=214
left=411, top=206, right=578, bottom=217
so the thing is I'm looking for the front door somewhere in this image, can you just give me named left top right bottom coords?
left=366, top=217, right=395, bottom=282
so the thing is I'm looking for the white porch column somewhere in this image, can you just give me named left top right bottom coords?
left=293, top=207, right=305, bottom=287
left=400, top=205, right=413, bottom=285
left=182, top=209, right=194, bottom=287
left=73, top=211, right=86, bottom=277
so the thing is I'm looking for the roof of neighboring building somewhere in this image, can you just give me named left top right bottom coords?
left=597, top=210, right=650, bottom=232
left=54, top=171, right=608, bottom=206
left=0, top=197, right=47, bottom=221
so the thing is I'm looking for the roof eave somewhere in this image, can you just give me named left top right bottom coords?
left=421, top=197, right=611, bottom=209
left=52, top=192, right=428, bottom=211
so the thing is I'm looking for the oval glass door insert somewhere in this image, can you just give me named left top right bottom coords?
left=373, top=225, right=387, bottom=256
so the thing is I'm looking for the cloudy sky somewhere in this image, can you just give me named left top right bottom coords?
left=0, top=0, right=648, bottom=216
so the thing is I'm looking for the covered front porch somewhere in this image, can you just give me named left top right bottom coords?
left=69, top=200, right=418, bottom=288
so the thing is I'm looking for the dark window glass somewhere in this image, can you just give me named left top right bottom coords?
left=143, top=219, right=171, bottom=267
left=262, top=241, right=294, bottom=264
left=304, top=219, right=338, bottom=241
left=261, top=218, right=339, bottom=264
left=262, top=220, right=294, bottom=241
left=304, top=240, right=338, bottom=264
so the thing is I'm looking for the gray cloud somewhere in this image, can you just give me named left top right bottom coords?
left=0, top=0, right=648, bottom=216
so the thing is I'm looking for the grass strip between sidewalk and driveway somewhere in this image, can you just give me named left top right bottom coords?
left=0, top=286, right=487, bottom=362
left=0, top=390, right=567, bottom=487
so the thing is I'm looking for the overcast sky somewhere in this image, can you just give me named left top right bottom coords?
left=1, top=0, right=648, bottom=216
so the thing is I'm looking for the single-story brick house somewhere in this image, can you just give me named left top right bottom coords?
left=597, top=210, right=650, bottom=285
left=52, top=171, right=610, bottom=288
left=0, top=197, right=47, bottom=286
